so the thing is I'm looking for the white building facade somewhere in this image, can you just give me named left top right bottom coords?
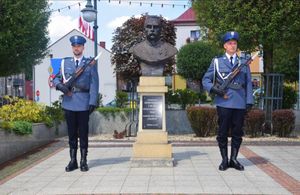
left=34, top=29, right=116, bottom=106
left=172, top=8, right=202, bottom=50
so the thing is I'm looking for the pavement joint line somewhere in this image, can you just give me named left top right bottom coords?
left=0, top=141, right=64, bottom=185
left=241, top=146, right=300, bottom=194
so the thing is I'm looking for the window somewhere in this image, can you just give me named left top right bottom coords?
left=190, top=30, right=200, bottom=41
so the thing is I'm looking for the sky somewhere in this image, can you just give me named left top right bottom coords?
left=48, top=0, right=191, bottom=51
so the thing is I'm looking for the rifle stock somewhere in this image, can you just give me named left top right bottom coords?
left=216, top=52, right=259, bottom=99
left=63, top=52, right=102, bottom=95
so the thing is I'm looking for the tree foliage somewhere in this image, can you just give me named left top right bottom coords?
left=176, top=41, right=222, bottom=88
left=274, top=47, right=298, bottom=83
left=0, top=0, right=50, bottom=77
left=193, top=0, right=300, bottom=74
left=111, top=15, right=176, bottom=79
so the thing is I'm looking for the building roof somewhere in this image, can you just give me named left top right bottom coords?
left=171, top=7, right=197, bottom=25
left=47, top=29, right=110, bottom=53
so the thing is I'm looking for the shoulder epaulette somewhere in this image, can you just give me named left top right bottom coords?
left=64, top=57, right=73, bottom=60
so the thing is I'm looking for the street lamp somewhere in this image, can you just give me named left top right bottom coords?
left=81, top=0, right=98, bottom=69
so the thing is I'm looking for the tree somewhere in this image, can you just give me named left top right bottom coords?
left=274, top=47, right=298, bottom=83
left=0, top=0, right=50, bottom=77
left=176, top=41, right=222, bottom=91
left=111, top=15, right=176, bottom=79
left=193, top=0, right=300, bottom=74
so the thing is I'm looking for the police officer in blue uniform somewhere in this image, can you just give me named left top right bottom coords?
left=202, top=31, right=253, bottom=171
left=53, top=35, right=99, bottom=172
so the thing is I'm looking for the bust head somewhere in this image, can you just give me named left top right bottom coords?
left=144, top=15, right=162, bottom=44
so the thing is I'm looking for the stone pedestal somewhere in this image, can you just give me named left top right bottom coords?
left=131, top=76, right=173, bottom=167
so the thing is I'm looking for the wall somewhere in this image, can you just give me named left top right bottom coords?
left=88, top=110, right=193, bottom=135
left=0, top=123, right=67, bottom=165
left=175, top=25, right=201, bottom=50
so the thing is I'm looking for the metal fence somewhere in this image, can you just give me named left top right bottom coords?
left=262, top=73, right=284, bottom=134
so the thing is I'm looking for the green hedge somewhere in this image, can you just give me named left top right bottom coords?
left=187, top=106, right=295, bottom=137
left=96, top=107, right=131, bottom=122
left=0, top=121, right=32, bottom=135
left=272, top=109, right=295, bottom=137
left=166, top=89, right=198, bottom=109
left=187, top=106, right=217, bottom=137
left=244, top=109, right=265, bottom=137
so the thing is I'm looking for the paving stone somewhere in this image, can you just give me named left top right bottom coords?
left=1, top=141, right=299, bottom=194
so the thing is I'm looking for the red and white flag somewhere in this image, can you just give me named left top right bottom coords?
left=79, top=16, right=94, bottom=40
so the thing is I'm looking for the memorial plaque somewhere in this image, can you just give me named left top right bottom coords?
left=142, top=95, right=163, bottom=129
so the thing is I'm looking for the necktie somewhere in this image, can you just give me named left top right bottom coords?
left=230, top=56, right=233, bottom=66
left=75, top=60, right=79, bottom=68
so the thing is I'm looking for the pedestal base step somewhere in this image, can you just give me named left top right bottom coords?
left=131, top=158, right=174, bottom=167
left=132, top=143, right=172, bottom=158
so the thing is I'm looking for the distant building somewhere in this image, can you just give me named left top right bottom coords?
left=171, top=7, right=201, bottom=91
left=34, top=29, right=116, bottom=106
left=172, top=7, right=202, bottom=49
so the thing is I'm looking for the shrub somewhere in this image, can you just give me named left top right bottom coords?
left=165, top=89, right=179, bottom=105
left=272, top=109, right=295, bottom=137
left=11, top=121, right=32, bottom=135
left=0, top=97, right=44, bottom=122
left=97, top=107, right=131, bottom=122
left=97, top=93, right=103, bottom=107
left=43, top=100, right=64, bottom=129
left=177, top=89, right=198, bottom=109
left=166, top=89, right=198, bottom=109
left=198, top=92, right=207, bottom=103
left=282, top=85, right=297, bottom=109
left=244, top=109, right=265, bottom=137
left=115, top=91, right=128, bottom=108
left=187, top=106, right=217, bottom=137
left=0, top=121, right=14, bottom=130
left=0, top=97, right=64, bottom=134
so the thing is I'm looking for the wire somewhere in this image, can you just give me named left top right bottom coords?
left=49, top=0, right=190, bottom=13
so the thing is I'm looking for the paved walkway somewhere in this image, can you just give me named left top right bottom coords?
left=0, top=139, right=300, bottom=195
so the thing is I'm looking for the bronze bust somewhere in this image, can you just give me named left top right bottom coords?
left=129, top=15, right=177, bottom=76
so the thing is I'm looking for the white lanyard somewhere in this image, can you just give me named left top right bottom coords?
left=215, top=58, right=241, bottom=81
left=61, top=59, right=71, bottom=84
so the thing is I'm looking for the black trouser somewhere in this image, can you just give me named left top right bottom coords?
left=216, top=106, right=246, bottom=149
left=64, top=109, right=90, bottom=150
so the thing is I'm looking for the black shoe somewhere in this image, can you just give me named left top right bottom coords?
left=65, top=149, right=78, bottom=172
left=80, top=148, right=89, bottom=172
left=229, top=159, right=244, bottom=171
left=229, top=147, right=244, bottom=171
left=219, top=147, right=228, bottom=171
left=80, top=160, right=89, bottom=172
left=219, top=159, right=229, bottom=171
left=65, top=160, right=78, bottom=172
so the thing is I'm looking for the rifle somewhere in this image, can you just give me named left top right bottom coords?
left=215, top=52, right=259, bottom=99
left=64, top=52, right=102, bottom=96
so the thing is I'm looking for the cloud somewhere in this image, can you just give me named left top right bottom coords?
left=48, top=12, right=78, bottom=43
left=107, top=16, right=130, bottom=29
left=107, top=15, right=142, bottom=29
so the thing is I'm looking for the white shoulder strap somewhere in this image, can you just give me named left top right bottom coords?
left=215, top=57, right=225, bottom=80
left=216, top=57, right=234, bottom=80
left=61, top=59, right=71, bottom=83
left=213, top=58, right=217, bottom=85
